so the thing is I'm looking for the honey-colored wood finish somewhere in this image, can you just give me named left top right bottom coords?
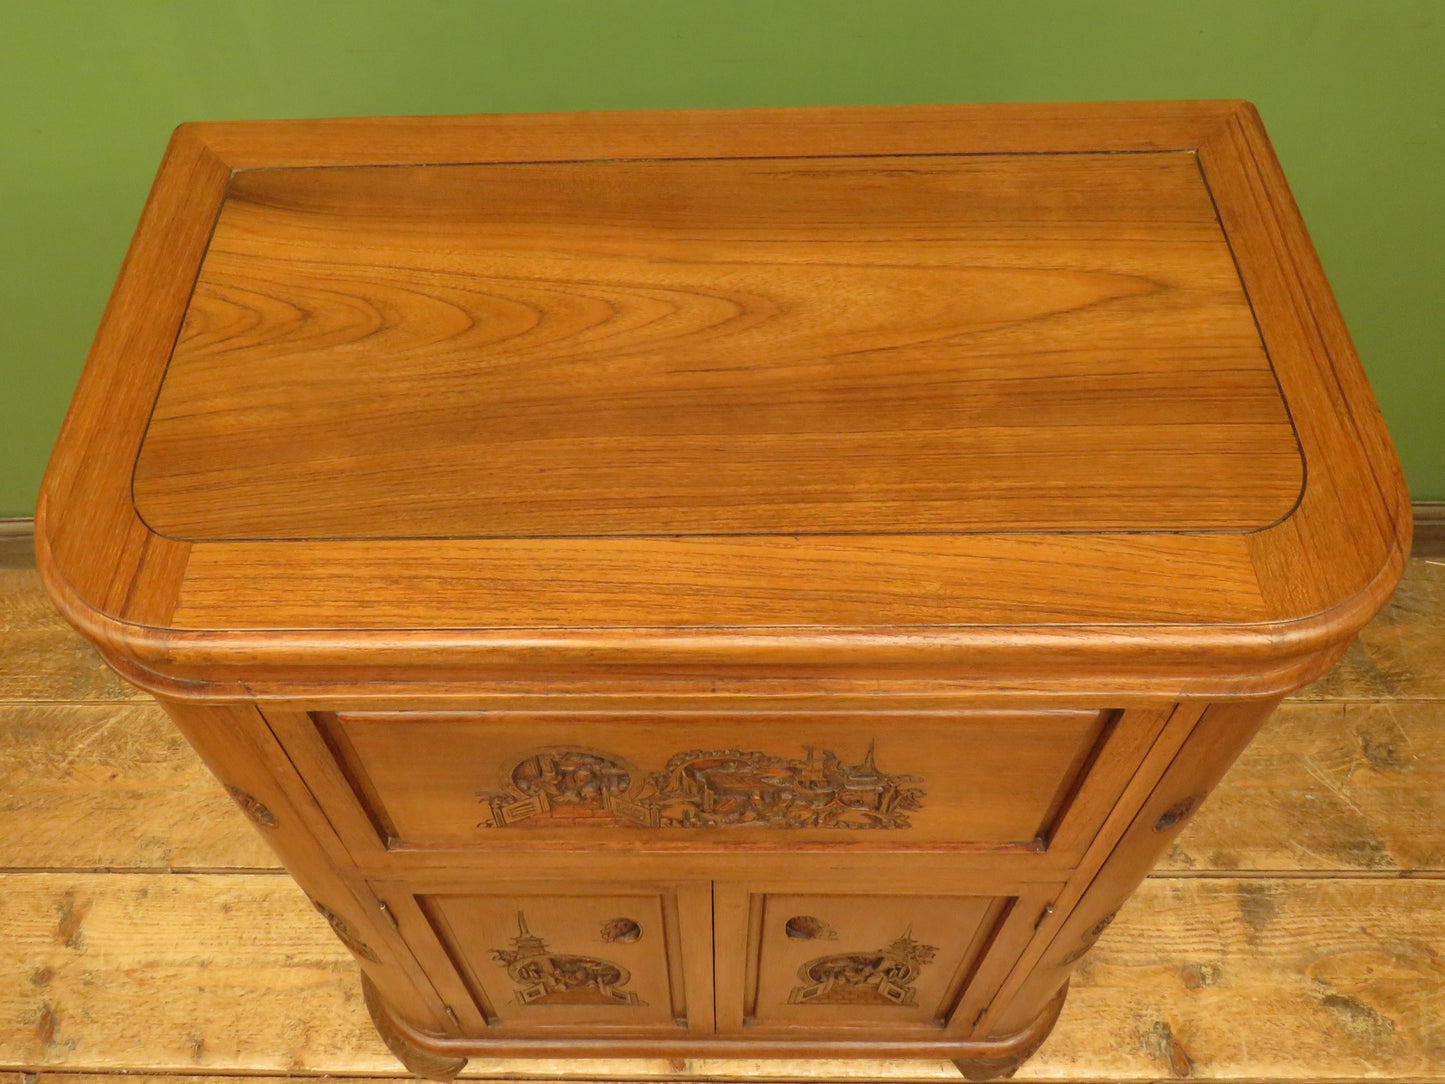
left=134, top=153, right=1299, bottom=541
left=4, top=528, right=1444, bottom=1080
left=34, top=103, right=1409, bottom=1079
left=298, top=708, right=1117, bottom=852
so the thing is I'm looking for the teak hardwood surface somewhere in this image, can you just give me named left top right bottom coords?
left=25, top=104, right=1416, bottom=1079
left=134, top=153, right=1299, bottom=540
left=36, top=102, right=1408, bottom=697
left=2, top=532, right=1442, bottom=1079
left=318, top=708, right=1107, bottom=850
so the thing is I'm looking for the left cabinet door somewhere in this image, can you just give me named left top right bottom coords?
left=367, top=875, right=714, bottom=1037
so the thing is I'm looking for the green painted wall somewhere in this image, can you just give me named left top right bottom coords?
left=4, top=0, right=1442, bottom=514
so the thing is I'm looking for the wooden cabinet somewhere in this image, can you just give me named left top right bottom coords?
left=36, top=103, right=1409, bottom=1080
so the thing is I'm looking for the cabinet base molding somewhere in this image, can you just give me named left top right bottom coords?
left=362, top=974, right=1070, bottom=1081
left=951, top=982, right=1069, bottom=1081
left=362, top=973, right=469, bottom=1082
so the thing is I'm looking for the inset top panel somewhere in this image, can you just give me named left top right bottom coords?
left=133, top=151, right=1300, bottom=541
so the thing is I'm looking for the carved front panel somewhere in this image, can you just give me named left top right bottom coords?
left=746, top=893, right=1002, bottom=1029
left=304, top=709, right=1114, bottom=850
left=417, top=891, right=685, bottom=1028
left=479, top=741, right=924, bottom=830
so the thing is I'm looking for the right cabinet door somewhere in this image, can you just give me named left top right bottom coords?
left=715, top=879, right=1059, bottom=1037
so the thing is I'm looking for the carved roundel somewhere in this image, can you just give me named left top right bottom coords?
left=599, top=917, right=642, bottom=943
left=1153, top=794, right=1203, bottom=832
left=1086, top=911, right=1117, bottom=941
left=309, top=896, right=381, bottom=964
left=1059, top=910, right=1119, bottom=965
left=785, top=915, right=837, bottom=941
left=509, top=749, right=635, bottom=802
left=224, top=784, right=279, bottom=829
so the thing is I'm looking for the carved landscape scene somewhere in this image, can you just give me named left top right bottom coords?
left=476, top=741, right=924, bottom=830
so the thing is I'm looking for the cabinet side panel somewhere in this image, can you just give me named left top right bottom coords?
left=980, top=699, right=1279, bottom=1037
left=152, top=698, right=453, bottom=1036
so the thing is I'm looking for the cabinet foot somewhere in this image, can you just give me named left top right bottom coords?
left=953, top=981, right=1069, bottom=1081
left=361, top=972, right=468, bottom=1081
left=951, top=1055, right=1024, bottom=1082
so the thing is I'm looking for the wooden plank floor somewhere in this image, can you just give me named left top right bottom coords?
left=2, top=526, right=1442, bottom=1082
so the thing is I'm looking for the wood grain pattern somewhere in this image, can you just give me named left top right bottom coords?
left=34, top=102, right=1408, bottom=702
left=0, top=570, right=147, bottom=703
left=136, top=153, right=1297, bottom=540
left=169, top=532, right=1270, bottom=629
left=743, top=891, right=998, bottom=1030
left=179, top=102, right=1250, bottom=170
left=0, top=872, right=395, bottom=1073
left=1, top=548, right=1443, bottom=1077
left=1165, top=701, right=1445, bottom=873
left=36, top=126, right=225, bottom=627
left=1296, top=553, right=1445, bottom=700
left=1033, top=877, right=1445, bottom=1080
left=0, top=702, right=276, bottom=871
left=425, top=890, right=682, bottom=1028
left=1199, top=106, right=1409, bottom=625
left=31, top=542, right=1424, bottom=704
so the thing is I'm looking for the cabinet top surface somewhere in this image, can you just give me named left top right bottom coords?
left=135, top=150, right=1297, bottom=541
left=37, top=103, right=1409, bottom=690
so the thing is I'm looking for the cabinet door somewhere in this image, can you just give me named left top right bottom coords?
left=715, top=879, right=1056, bottom=1037
left=371, top=877, right=713, bottom=1036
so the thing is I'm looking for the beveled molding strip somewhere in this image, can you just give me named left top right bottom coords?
left=0, top=517, right=37, bottom=570
left=1415, top=500, right=1445, bottom=559
left=5, top=506, right=1444, bottom=568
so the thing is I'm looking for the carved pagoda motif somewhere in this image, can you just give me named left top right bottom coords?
left=491, top=912, right=642, bottom=1007
left=789, top=925, right=938, bottom=1006
left=478, top=741, right=923, bottom=830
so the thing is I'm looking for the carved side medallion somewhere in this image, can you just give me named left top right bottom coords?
left=789, top=925, right=938, bottom=1006
left=310, top=896, right=381, bottom=964
left=492, top=912, right=642, bottom=1007
left=1060, top=909, right=1118, bottom=965
left=478, top=740, right=922, bottom=830
left=1154, top=794, right=1203, bottom=832
left=224, top=784, right=279, bottom=828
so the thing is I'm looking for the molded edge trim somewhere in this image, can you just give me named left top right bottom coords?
left=31, top=102, right=1411, bottom=699
left=37, top=505, right=1398, bottom=704
left=360, top=968, right=1068, bottom=1062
